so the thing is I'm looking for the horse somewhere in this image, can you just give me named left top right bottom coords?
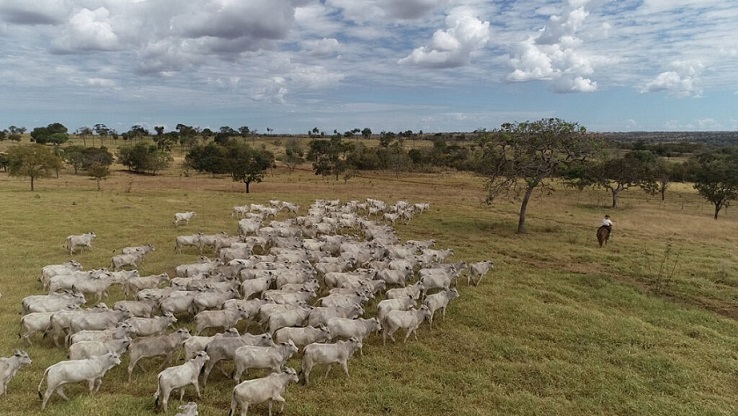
left=596, top=225, right=611, bottom=248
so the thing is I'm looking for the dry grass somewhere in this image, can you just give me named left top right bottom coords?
left=2, top=157, right=738, bottom=416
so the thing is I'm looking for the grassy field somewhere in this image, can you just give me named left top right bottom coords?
left=2, top=157, right=738, bottom=416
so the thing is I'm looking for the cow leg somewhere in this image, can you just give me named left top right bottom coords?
left=324, top=364, right=332, bottom=378
left=341, top=360, right=350, bottom=377
left=192, top=381, right=202, bottom=399
left=179, top=387, right=186, bottom=402
left=56, top=385, right=70, bottom=401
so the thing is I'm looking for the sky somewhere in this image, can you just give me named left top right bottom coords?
left=0, top=0, right=736, bottom=135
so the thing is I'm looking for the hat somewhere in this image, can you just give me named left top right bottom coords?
left=604, top=214, right=610, bottom=218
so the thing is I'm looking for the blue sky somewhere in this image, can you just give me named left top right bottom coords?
left=0, top=0, right=736, bottom=135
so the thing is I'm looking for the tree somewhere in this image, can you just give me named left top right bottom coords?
left=225, top=142, right=274, bottom=193
left=567, top=150, right=658, bottom=208
left=307, top=136, right=353, bottom=181
left=478, top=118, right=603, bottom=234
left=6, top=144, right=63, bottom=191
left=31, top=123, right=69, bottom=145
left=76, top=126, right=93, bottom=146
left=93, top=123, right=110, bottom=146
left=361, top=128, right=372, bottom=139
left=88, top=162, right=110, bottom=191
left=691, top=149, right=738, bottom=220
left=0, top=152, right=9, bottom=171
left=281, top=138, right=305, bottom=173
left=7, top=126, right=26, bottom=141
left=117, top=142, right=172, bottom=174
left=238, top=126, right=250, bottom=137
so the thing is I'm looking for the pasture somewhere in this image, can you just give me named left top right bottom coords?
left=2, top=162, right=738, bottom=416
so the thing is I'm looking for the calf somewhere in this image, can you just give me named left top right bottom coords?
left=173, top=211, right=196, bottom=227
left=68, top=336, right=131, bottom=360
left=376, top=296, right=416, bottom=322
left=202, top=333, right=274, bottom=386
left=154, top=351, right=209, bottom=412
left=175, top=233, right=203, bottom=254
left=182, top=328, right=240, bottom=361
left=232, top=341, right=299, bottom=383
left=67, top=321, right=133, bottom=346
left=273, top=326, right=332, bottom=349
left=20, top=306, right=79, bottom=345
left=467, top=260, right=494, bottom=286
left=120, top=244, right=155, bottom=255
left=127, top=328, right=192, bottom=382
left=124, top=273, right=170, bottom=297
left=175, top=402, right=199, bottom=416
left=307, top=304, right=364, bottom=328
left=40, top=260, right=83, bottom=286
left=326, top=317, right=381, bottom=356
left=301, top=338, right=362, bottom=384
left=194, top=306, right=249, bottom=335
left=124, top=312, right=178, bottom=337
left=229, top=368, right=299, bottom=416
left=267, top=306, right=312, bottom=335
left=66, top=232, right=96, bottom=255
left=0, top=350, right=32, bottom=396
left=382, top=305, right=432, bottom=345
left=386, top=281, right=424, bottom=300
left=37, top=352, right=121, bottom=410
left=111, top=251, right=145, bottom=271
left=423, top=288, right=460, bottom=328
left=114, top=296, right=158, bottom=318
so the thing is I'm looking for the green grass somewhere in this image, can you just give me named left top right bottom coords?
left=2, top=165, right=738, bottom=415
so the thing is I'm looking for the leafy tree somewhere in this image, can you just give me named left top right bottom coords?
left=478, top=118, right=603, bottom=234
left=225, top=142, right=274, bottom=193
left=567, top=150, right=658, bottom=208
left=0, top=152, right=9, bottom=171
left=123, top=125, right=149, bottom=141
left=93, top=123, right=110, bottom=146
left=184, top=142, right=229, bottom=176
left=6, top=144, right=63, bottom=191
left=238, top=126, right=251, bottom=137
left=0, top=130, right=6, bottom=141
left=88, top=162, right=110, bottom=191
left=76, top=126, right=93, bottom=146
left=117, top=142, right=171, bottom=174
left=281, top=138, right=305, bottom=173
left=307, top=136, right=353, bottom=181
left=7, top=126, right=26, bottom=141
left=361, top=128, right=372, bottom=139
left=31, top=123, right=69, bottom=145
left=691, top=149, right=738, bottom=219
left=63, top=145, right=87, bottom=174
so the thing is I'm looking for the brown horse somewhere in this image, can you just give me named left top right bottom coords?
left=596, top=225, right=611, bottom=247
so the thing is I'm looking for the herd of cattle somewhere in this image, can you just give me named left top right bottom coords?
left=6, top=198, right=494, bottom=415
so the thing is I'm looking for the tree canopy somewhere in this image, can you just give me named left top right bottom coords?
left=478, top=118, right=604, bottom=233
left=117, top=142, right=172, bottom=174
left=691, top=149, right=738, bottom=219
left=7, top=144, right=63, bottom=191
left=185, top=140, right=274, bottom=193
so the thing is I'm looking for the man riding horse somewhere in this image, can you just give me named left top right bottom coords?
left=597, top=215, right=613, bottom=247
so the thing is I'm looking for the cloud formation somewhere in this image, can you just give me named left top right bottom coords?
left=505, top=1, right=601, bottom=92
left=398, top=7, right=490, bottom=68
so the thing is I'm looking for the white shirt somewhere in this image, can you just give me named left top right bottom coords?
left=601, top=218, right=613, bottom=227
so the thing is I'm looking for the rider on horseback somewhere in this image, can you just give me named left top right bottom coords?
left=600, top=214, right=613, bottom=233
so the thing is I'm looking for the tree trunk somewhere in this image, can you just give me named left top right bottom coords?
left=714, top=204, right=721, bottom=220
left=30, top=176, right=35, bottom=191
left=96, top=178, right=101, bottom=191
left=244, top=180, right=251, bottom=193
left=517, top=184, right=536, bottom=234
left=611, top=189, right=619, bottom=208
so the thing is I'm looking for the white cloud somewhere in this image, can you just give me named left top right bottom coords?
left=398, top=6, right=490, bottom=68
left=53, top=8, right=120, bottom=52
left=303, top=38, right=340, bottom=57
left=506, top=1, right=600, bottom=93
left=641, top=61, right=704, bottom=97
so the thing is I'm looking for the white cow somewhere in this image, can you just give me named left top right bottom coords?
left=37, top=352, right=121, bottom=410
left=66, top=232, right=96, bottom=255
left=229, top=368, right=299, bottom=416
left=154, top=351, right=209, bottom=412
left=0, top=350, right=32, bottom=396
left=173, top=211, right=196, bottom=227
left=382, top=306, right=432, bottom=345
left=232, top=341, right=299, bottom=383
left=423, top=288, right=460, bottom=328
left=301, top=338, right=362, bottom=385
left=467, top=260, right=494, bottom=286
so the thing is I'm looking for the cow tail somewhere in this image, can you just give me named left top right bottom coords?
left=37, top=367, right=50, bottom=399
